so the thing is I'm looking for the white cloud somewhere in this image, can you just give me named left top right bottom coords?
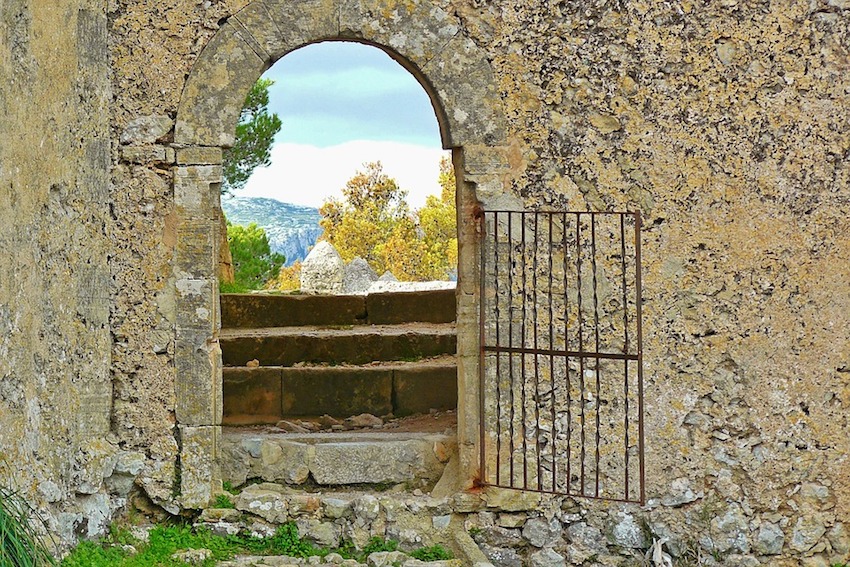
left=238, top=141, right=450, bottom=210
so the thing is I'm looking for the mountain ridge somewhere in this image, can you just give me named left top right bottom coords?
left=221, top=196, right=322, bottom=265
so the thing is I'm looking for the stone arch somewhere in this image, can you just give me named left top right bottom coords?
left=171, top=0, right=513, bottom=506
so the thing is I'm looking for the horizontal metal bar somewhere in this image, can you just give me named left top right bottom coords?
left=483, top=345, right=639, bottom=361
left=482, top=482, right=643, bottom=504
left=483, top=210, right=639, bottom=216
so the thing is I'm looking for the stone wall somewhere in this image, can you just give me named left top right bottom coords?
left=0, top=0, right=847, bottom=562
left=0, top=0, right=125, bottom=543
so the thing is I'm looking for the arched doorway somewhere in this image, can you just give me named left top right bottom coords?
left=171, top=0, right=512, bottom=507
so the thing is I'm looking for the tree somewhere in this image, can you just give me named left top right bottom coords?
left=417, top=157, right=458, bottom=280
left=223, top=222, right=285, bottom=292
left=318, top=160, right=457, bottom=281
left=319, top=161, right=412, bottom=275
left=221, top=78, right=283, bottom=194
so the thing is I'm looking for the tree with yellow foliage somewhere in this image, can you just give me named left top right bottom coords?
left=317, top=159, right=456, bottom=282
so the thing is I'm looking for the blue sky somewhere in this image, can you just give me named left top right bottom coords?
left=239, top=41, right=448, bottom=208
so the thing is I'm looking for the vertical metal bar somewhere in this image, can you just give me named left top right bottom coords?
left=563, top=212, right=571, bottom=494
left=507, top=212, right=515, bottom=486
left=532, top=213, right=542, bottom=490
left=591, top=215, right=601, bottom=498
left=634, top=212, right=645, bottom=505
left=479, top=211, right=487, bottom=485
left=548, top=214, right=557, bottom=493
left=575, top=213, right=585, bottom=496
left=620, top=213, right=630, bottom=500
left=520, top=211, right=528, bottom=489
left=493, top=212, right=502, bottom=486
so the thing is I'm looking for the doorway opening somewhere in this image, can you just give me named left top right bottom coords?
left=171, top=0, right=508, bottom=506
left=216, top=41, right=460, bottom=490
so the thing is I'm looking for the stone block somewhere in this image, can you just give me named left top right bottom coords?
left=179, top=425, right=220, bottom=509
left=281, top=367, right=392, bottom=417
left=175, top=277, right=218, bottom=332
left=310, top=439, right=438, bottom=485
left=175, top=330, right=221, bottom=426
left=176, top=146, right=223, bottom=165
left=175, top=218, right=218, bottom=279
left=222, top=367, right=282, bottom=425
left=422, top=33, right=505, bottom=147
left=262, top=0, right=338, bottom=55
left=174, top=165, right=222, bottom=218
left=392, top=363, right=457, bottom=416
left=366, top=289, right=457, bottom=324
left=338, top=0, right=457, bottom=65
left=220, top=293, right=367, bottom=328
left=175, top=21, right=267, bottom=147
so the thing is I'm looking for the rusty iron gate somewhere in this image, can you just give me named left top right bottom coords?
left=478, top=210, right=644, bottom=504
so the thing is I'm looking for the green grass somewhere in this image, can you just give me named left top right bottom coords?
left=409, top=544, right=452, bottom=561
left=0, top=485, right=57, bottom=566
left=212, top=494, right=235, bottom=509
left=61, top=523, right=322, bottom=567
left=63, top=522, right=452, bottom=567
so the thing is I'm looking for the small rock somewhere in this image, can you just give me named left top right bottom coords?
left=432, top=515, right=452, bottom=529
left=345, top=413, right=383, bottom=428
left=120, top=114, right=172, bottom=144
left=791, top=514, right=827, bottom=553
left=530, top=547, right=566, bottom=567
left=610, top=511, right=647, bottom=549
left=301, top=241, right=345, bottom=294
left=343, top=257, right=378, bottom=294
left=479, top=543, right=522, bottom=567
left=755, top=521, right=784, bottom=555
left=378, top=270, right=398, bottom=282
left=171, top=548, right=212, bottom=565
left=368, top=551, right=410, bottom=566
left=353, top=495, right=381, bottom=520
left=319, top=414, right=343, bottom=428
left=276, top=420, right=310, bottom=433
left=522, top=517, right=562, bottom=548
left=246, top=359, right=260, bottom=368
left=828, top=522, right=849, bottom=556
left=661, top=477, right=701, bottom=507
left=716, top=39, right=737, bottom=66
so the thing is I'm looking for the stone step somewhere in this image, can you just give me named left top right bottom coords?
left=220, top=430, right=457, bottom=488
left=220, top=324, right=456, bottom=367
left=221, top=289, right=456, bottom=329
left=223, top=360, right=458, bottom=425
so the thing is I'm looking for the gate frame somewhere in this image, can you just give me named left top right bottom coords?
left=170, top=0, right=515, bottom=506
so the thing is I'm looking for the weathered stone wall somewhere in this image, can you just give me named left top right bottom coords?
left=0, top=0, right=847, bottom=562
left=106, top=0, right=850, bottom=562
left=0, top=0, right=127, bottom=544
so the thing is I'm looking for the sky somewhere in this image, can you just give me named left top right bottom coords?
left=236, top=41, right=449, bottom=210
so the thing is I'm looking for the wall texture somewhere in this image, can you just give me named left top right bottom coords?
left=0, top=0, right=847, bottom=563
left=0, top=0, right=126, bottom=543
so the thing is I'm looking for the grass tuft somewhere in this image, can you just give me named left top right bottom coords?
left=0, top=485, right=57, bottom=567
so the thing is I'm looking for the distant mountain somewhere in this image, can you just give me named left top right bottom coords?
left=221, top=196, right=323, bottom=265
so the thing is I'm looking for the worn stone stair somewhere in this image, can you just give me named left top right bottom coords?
left=220, top=290, right=458, bottom=425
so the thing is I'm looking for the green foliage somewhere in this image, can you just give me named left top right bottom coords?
left=222, top=78, right=283, bottom=194
left=221, top=482, right=239, bottom=495
left=223, top=222, right=285, bottom=292
left=409, top=544, right=452, bottom=561
left=0, top=485, right=57, bottom=567
left=61, top=522, right=326, bottom=567
left=360, top=536, right=398, bottom=556
left=212, top=494, right=234, bottom=509
left=319, top=159, right=457, bottom=281
left=63, top=521, right=453, bottom=567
